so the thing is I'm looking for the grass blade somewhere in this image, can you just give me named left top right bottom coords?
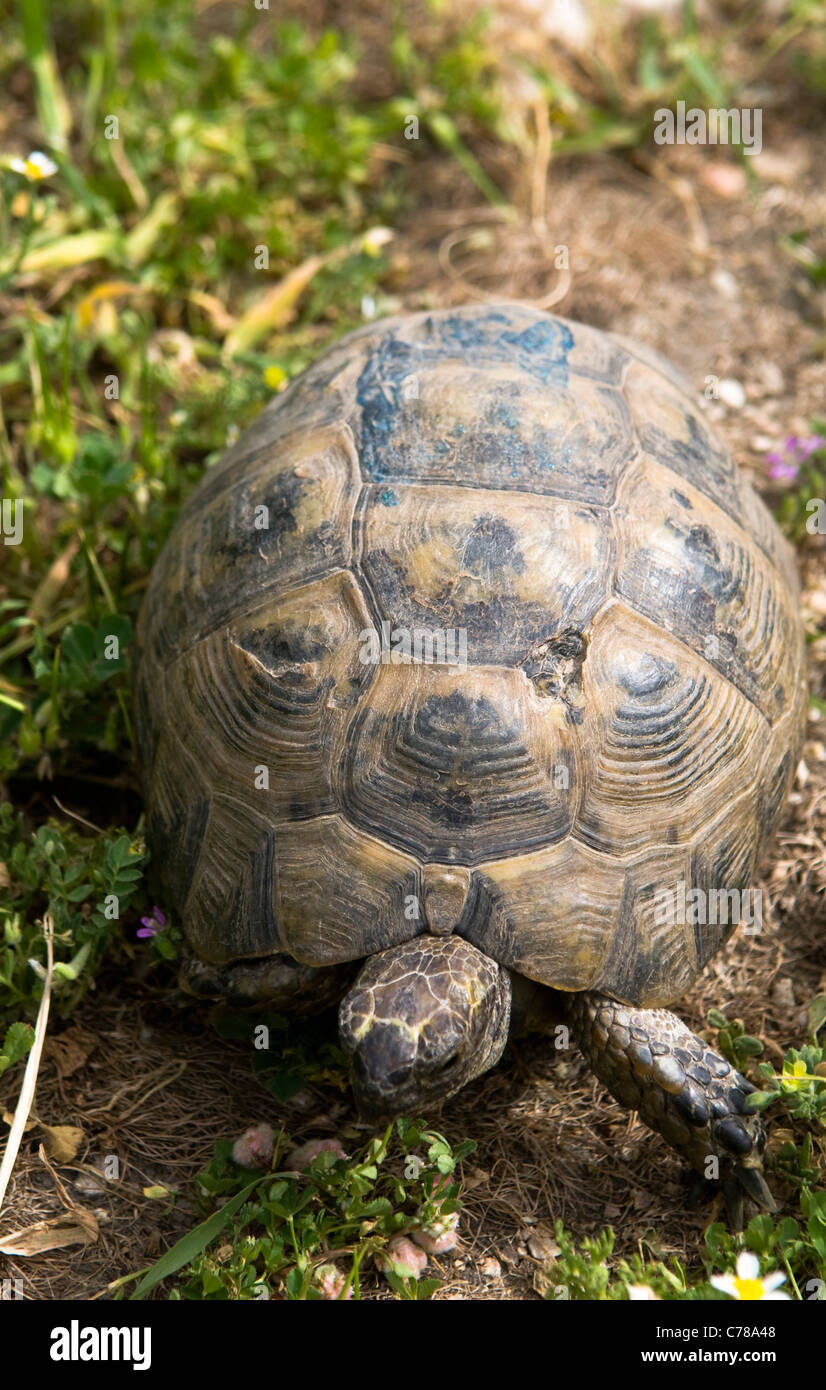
left=18, top=0, right=72, bottom=150
left=0, top=915, right=54, bottom=1215
left=130, top=1176, right=265, bottom=1300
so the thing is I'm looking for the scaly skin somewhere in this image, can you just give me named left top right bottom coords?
left=339, top=937, right=512, bottom=1120
left=564, top=991, right=773, bottom=1213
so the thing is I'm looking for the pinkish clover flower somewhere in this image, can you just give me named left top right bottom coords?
left=285, top=1138, right=346, bottom=1171
left=232, top=1123, right=275, bottom=1168
left=411, top=1210, right=460, bottom=1254
left=315, top=1264, right=353, bottom=1300
left=375, top=1236, right=429, bottom=1280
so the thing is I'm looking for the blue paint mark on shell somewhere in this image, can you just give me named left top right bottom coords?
left=501, top=320, right=574, bottom=383
left=355, top=309, right=575, bottom=482
left=433, top=312, right=574, bottom=383
left=379, top=488, right=399, bottom=506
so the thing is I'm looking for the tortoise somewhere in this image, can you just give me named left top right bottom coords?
left=135, top=301, right=806, bottom=1212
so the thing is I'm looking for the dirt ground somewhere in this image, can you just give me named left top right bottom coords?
left=2, top=5, right=826, bottom=1301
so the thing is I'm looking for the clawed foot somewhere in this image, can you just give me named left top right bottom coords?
left=565, top=991, right=774, bottom=1225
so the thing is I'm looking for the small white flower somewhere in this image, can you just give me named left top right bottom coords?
left=9, top=150, right=58, bottom=180
left=361, top=226, right=393, bottom=257
left=627, top=1284, right=660, bottom=1300
left=710, top=1251, right=790, bottom=1301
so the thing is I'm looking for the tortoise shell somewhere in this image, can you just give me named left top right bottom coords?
left=134, top=302, right=806, bottom=1008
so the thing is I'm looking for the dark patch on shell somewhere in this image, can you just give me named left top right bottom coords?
left=521, top=626, right=588, bottom=712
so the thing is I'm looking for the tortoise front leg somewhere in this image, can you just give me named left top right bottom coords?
left=564, top=992, right=773, bottom=1221
left=179, top=946, right=353, bottom=1012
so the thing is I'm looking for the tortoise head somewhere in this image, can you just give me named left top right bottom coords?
left=338, top=937, right=512, bottom=1118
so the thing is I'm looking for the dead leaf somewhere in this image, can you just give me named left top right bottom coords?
left=458, top=1166, right=491, bottom=1191
left=187, top=289, right=234, bottom=333
left=224, top=254, right=325, bottom=355
left=39, top=1123, right=84, bottom=1164
left=75, top=281, right=146, bottom=333
left=27, top=536, right=81, bottom=623
left=2, top=1110, right=36, bottom=1132
left=44, top=1025, right=96, bottom=1079
left=0, top=1208, right=98, bottom=1256
left=14, top=230, right=119, bottom=277
left=526, top=1226, right=561, bottom=1262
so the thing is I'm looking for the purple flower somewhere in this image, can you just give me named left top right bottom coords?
left=768, top=460, right=799, bottom=482
left=137, top=906, right=167, bottom=939
left=797, top=435, right=824, bottom=459
left=781, top=435, right=824, bottom=461
left=765, top=433, right=824, bottom=485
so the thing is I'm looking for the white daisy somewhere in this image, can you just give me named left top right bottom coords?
left=711, top=1251, right=790, bottom=1301
left=9, top=150, right=58, bottom=180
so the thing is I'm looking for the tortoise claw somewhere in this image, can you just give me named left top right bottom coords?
left=734, top=1163, right=776, bottom=1213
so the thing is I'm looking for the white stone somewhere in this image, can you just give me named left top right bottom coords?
left=718, top=378, right=746, bottom=408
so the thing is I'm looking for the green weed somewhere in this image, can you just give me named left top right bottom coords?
left=128, top=1119, right=474, bottom=1301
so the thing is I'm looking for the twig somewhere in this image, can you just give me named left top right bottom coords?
left=51, top=795, right=104, bottom=834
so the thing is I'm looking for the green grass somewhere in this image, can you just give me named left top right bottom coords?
left=1, top=0, right=825, bottom=1301
left=0, top=0, right=514, bottom=1022
left=115, top=1003, right=826, bottom=1301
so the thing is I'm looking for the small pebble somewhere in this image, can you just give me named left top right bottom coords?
left=751, top=149, right=804, bottom=185
left=701, top=164, right=747, bottom=199
left=710, top=268, right=739, bottom=300
left=526, top=0, right=591, bottom=47
left=527, top=1227, right=561, bottom=1262
left=718, top=378, right=746, bottom=408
